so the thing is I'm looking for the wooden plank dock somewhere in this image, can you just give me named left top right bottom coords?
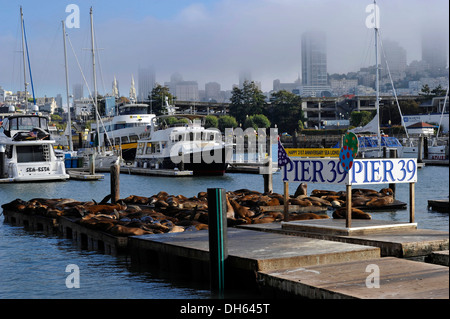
left=258, top=257, right=449, bottom=299
left=240, top=221, right=449, bottom=258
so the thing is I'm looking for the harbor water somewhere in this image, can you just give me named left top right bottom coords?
left=0, top=165, right=448, bottom=299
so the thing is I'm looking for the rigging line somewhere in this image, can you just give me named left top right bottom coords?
left=66, top=33, right=113, bottom=147
left=378, top=29, right=409, bottom=140
left=22, top=19, right=36, bottom=106
left=435, top=84, right=449, bottom=139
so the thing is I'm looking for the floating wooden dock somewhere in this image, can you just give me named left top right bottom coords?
left=258, top=257, right=449, bottom=299
left=240, top=221, right=449, bottom=258
left=428, top=199, right=449, bottom=213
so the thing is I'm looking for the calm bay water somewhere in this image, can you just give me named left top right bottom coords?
left=0, top=166, right=448, bottom=299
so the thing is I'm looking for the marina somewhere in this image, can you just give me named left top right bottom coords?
left=1, top=164, right=448, bottom=299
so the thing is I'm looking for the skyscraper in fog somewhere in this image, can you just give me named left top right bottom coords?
left=301, top=31, right=327, bottom=87
left=73, top=84, right=83, bottom=100
left=421, top=29, right=448, bottom=75
left=138, top=66, right=155, bottom=102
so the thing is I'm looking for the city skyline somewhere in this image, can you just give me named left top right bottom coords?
left=0, top=0, right=448, bottom=100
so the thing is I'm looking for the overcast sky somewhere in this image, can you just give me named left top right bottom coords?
left=0, top=0, right=448, bottom=99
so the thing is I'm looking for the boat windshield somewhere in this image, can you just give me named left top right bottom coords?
left=7, top=116, right=48, bottom=131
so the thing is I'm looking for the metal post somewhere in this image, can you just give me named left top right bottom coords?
left=283, top=182, right=289, bottom=222
left=346, top=184, right=352, bottom=228
left=409, top=182, right=415, bottom=223
left=207, top=188, right=228, bottom=299
left=389, top=148, right=397, bottom=198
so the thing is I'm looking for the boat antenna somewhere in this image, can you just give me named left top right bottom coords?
left=62, top=20, right=73, bottom=151
left=435, top=84, right=449, bottom=139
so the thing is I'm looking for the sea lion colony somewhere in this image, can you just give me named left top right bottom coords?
left=1, top=187, right=394, bottom=236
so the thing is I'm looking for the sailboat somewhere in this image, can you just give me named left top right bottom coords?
left=349, top=1, right=405, bottom=159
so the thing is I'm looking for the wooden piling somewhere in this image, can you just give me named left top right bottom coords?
left=110, top=161, right=120, bottom=204
left=284, top=182, right=289, bottom=222
left=410, top=182, right=415, bottom=223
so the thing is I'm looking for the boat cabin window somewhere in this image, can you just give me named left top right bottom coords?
left=5, top=145, right=13, bottom=159
left=129, top=134, right=139, bottom=143
left=114, top=137, right=121, bottom=146
left=121, top=136, right=129, bottom=144
left=7, top=116, right=48, bottom=131
left=16, top=145, right=46, bottom=163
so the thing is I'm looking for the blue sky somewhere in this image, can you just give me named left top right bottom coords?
left=1, top=0, right=448, bottom=100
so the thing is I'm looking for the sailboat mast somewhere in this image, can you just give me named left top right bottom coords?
left=374, top=0, right=381, bottom=151
left=90, top=7, right=100, bottom=151
left=62, top=21, right=73, bottom=151
left=20, top=6, right=28, bottom=111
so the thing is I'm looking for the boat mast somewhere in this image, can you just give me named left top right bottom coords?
left=62, top=21, right=73, bottom=151
left=90, top=7, right=100, bottom=152
left=20, top=6, right=28, bottom=111
left=374, top=0, right=381, bottom=151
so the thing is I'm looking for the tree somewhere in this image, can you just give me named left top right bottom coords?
left=218, top=115, right=238, bottom=132
left=350, top=111, right=374, bottom=127
left=149, top=83, right=175, bottom=115
left=229, top=81, right=266, bottom=124
left=204, top=115, right=218, bottom=129
left=267, top=90, right=305, bottom=134
left=244, top=114, right=270, bottom=130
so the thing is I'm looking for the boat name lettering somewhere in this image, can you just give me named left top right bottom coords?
left=26, top=167, right=50, bottom=173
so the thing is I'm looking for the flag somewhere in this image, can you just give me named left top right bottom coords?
left=278, top=138, right=292, bottom=167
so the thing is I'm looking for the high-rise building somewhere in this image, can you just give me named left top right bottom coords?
left=138, top=66, right=155, bottom=102
left=164, top=73, right=199, bottom=102
left=301, top=31, right=327, bottom=87
left=73, top=84, right=83, bottom=100
left=205, top=82, right=221, bottom=101
left=55, top=94, right=63, bottom=108
left=381, top=39, right=407, bottom=80
left=421, top=29, right=448, bottom=75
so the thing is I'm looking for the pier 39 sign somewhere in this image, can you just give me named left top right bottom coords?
left=282, top=158, right=418, bottom=185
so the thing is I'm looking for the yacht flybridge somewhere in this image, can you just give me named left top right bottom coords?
left=0, top=114, right=69, bottom=182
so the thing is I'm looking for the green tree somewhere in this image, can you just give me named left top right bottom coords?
left=229, top=81, right=266, bottom=124
left=218, top=115, right=238, bottom=132
left=244, top=114, right=271, bottom=130
left=204, top=115, right=218, bottom=129
left=350, top=111, right=374, bottom=127
left=267, top=90, right=305, bottom=134
left=149, top=83, right=175, bottom=115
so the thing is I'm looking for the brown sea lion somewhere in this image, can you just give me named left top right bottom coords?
left=289, top=198, right=313, bottom=207
left=109, top=225, right=151, bottom=236
left=294, top=183, right=308, bottom=197
left=333, top=207, right=371, bottom=219
left=229, top=199, right=255, bottom=218
left=289, top=212, right=329, bottom=221
left=366, top=196, right=394, bottom=207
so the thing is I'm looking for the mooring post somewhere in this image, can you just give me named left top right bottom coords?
left=89, top=153, right=95, bottom=175
left=283, top=181, right=289, bottom=222
left=207, top=188, right=228, bottom=299
left=110, top=161, right=120, bottom=204
left=346, top=184, right=352, bottom=228
left=409, top=182, right=415, bottom=223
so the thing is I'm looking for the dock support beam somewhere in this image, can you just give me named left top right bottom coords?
left=207, top=188, right=228, bottom=299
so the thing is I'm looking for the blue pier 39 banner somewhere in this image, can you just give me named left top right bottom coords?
left=282, top=158, right=418, bottom=185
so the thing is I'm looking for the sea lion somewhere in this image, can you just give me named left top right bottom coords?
left=109, top=225, right=151, bottom=236
left=366, top=196, right=394, bottom=207
left=289, top=212, right=329, bottom=220
left=333, top=207, right=371, bottom=219
left=289, top=198, right=313, bottom=207
left=294, top=183, right=308, bottom=197
left=230, top=199, right=255, bottom=218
